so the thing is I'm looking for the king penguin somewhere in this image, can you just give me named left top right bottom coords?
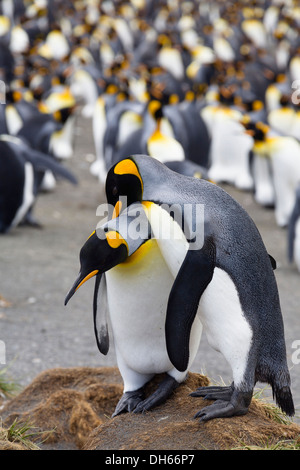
left=0, top=135, right=77, bottom=232
left=65, top=204, right=202, bottom=416
left=103, top=154, right=295, bottom=421
left=288, top=184, right=300, bottom=273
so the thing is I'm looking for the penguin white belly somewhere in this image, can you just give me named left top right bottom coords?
left=290, top=56, right=300, bottom=82
left=198, top=267, right=253, bottom=387
left=117, top=111, right=143, bottom=148
left=271, top=140, right=300, bottom=227
left=268, top=109, right=295, bottom=137
left=105, top=239, right=202, bottom=390
left=49, top=115, right=75, bottom=160
left=11, top=162, right=35, bottom=228
left=208, top=111, right=248, bottom=186
left=147, top=132, right=185, bottom=163
left=252, top=153, right=275, bottom=207
left=158, top=47, right=185, bottom=81
left=40, top=170, right=57, bottom=192
left=5, top=105, right=23, bottom=135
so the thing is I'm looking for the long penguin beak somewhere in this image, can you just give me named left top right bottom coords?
left=64, top=269, right=99, bottom=305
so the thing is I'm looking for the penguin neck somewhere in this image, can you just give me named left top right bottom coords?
left=152, top=117, right=163, bottom=139
left=147, top=118, right=171, bottom=150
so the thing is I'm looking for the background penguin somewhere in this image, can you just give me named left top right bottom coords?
left=247, top=119, right=300, bottom=228
left=65, top=204, right=202, bottom=416
left=104, top=154, right=294, bottom=421
left=144, top=98, right=185, bottom=163
left=0, top=36, right=15, bottom=83
left=266, top=134, right=300, bottom=228
left=243, top=120, right=275, bottom=209
left=176, top=90, right=211, bottom=168
left=0, top=138, right=35, bottom=233
left=101, top=94, right=144, bottom=176
left=69, top=65, right=105, bottom=119
left=4, top=92, right=39, bottom=136
left=0, top=135, right=77, bottom=232
left=201, top=86, right=254, bottom=190
left=16, top=86, right=76, bottom=161
left=288, top=184, right=300, bottom=273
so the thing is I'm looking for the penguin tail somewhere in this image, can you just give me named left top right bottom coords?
left=271, top=373, right=295, bottom=417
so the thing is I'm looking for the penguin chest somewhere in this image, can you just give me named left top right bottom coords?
left=105, top=240, right=175, bottom=374
left=252, top=152, right=275, bottom=207
left=49, top=116, right=75, bottom=160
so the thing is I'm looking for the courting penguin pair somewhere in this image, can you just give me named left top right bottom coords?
left=65, top=154, right=294, bottom=422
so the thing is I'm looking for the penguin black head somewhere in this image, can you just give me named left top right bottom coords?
left=242, top=118, right=269, bottom=142
left=252, top=121, right=270, bottom=142
left=64, top=230, right=128, bottom=305
left=105, top=158, right=143, bottom=216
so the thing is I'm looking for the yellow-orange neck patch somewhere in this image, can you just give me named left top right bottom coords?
left=112, top=200, right=122, bottom=219
left=106, top=231, right=129, bottom=252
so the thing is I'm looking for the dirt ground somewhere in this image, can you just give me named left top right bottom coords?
left=0, top=113, right=299, bottom=427
left=1, top=367, right=299, bottom=450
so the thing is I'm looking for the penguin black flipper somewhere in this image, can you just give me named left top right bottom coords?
left=166, top=236, right=216, bottom=372
left=21, top=148, right=78, bottom=186
left=269, top=254, right=277, bottom=270
left=93, top=273, right=109, bottom=355
left=3, top=137, right=78, bottom=186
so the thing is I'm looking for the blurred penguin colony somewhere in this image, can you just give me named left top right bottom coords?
left=0, top=0, right=300, bottom=268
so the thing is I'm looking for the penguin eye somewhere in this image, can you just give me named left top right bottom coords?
left=112, top=186, right=118, bottom=196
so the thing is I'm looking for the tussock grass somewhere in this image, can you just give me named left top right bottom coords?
left=0, top=418, right=55, bottom=450
left=233, top=437, right=300, bottom=450
left=0, top=365, right=21, bottom=399
left=4, top=418, right=41, bottom=450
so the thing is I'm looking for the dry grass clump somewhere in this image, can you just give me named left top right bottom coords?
left=0, top=368, right=299, bottom=450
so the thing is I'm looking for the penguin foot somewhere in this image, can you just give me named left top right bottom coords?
left=193, top=389, right=252, bottom=422
left=112, top=388, right=144, bottom=417
left=20, top=213, right=43, bottom=229
left=133, top=375, right=179, bottom=414
left=190, top=383, right=234, bottom=401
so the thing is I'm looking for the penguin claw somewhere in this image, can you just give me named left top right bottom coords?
left=20, top=211, right=43, bottom=229
left=133, top=375, right=179, bottom=414
left=194, top=400, right=236, bottom=422
left=112, top=388, right=144, bottom=417
left=190, top=384, right=234, bottom=401
left=193, top=390, right=252, bottom=421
